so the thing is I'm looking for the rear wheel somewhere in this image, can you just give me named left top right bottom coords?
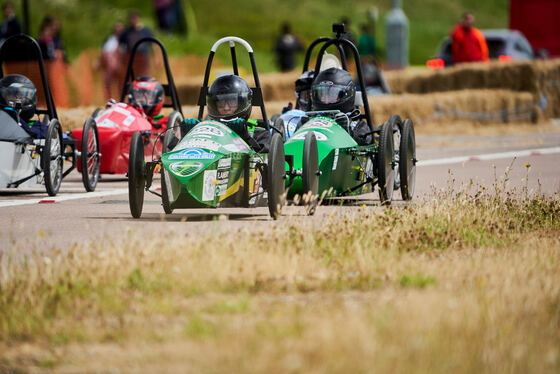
left=267, top=133, right=285, bottom=219
left=128, top=132, right=146, bottom=218
left=81, top=117, right=100, bottom=192
left=273, top=116, right=286, bottom=141
left=167, top=111, right=186, bottom=142
left=377, top=121, right=395, bottom=205
left=43, top=119, right=63, bottom=196
left=399, top=118, right=416, bottom=201
left=302, top=131, right=319, bottom=215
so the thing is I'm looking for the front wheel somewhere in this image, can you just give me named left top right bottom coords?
left=128, top=131, right=146, bottom=218
left=302, top=131, right=319, bottom=215
left=267, top=133, right=286, bottom=219
left=377, top=121, right=395, bottom=205
left=43, top=119, right=63, bottom=196
left=399, top=118, right=416, bottom=201
left=81, top=117, right=100, bottom=192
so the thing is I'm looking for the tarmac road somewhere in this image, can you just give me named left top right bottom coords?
left=1, top=130, right=559, bottom=251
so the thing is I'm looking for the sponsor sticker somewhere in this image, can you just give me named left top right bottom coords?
left=176, top=138, right=222, bottom=152
left=306, top=118, right=333, bottom=128
left=97, top=118, right=119, bottom=128
left=291, top=131, right=328, bottom=141
left=218, top=157, right=232, bottom=169
left=205, top=120, right=233, bottom=133
left=168, top=148, right=216, bottom=160
left=202, top=170, right=217, bottom=201
left=169, top=161, right=204, bottom=177
left=189, top=125, right=224, bottom=137
left=332, top=148, right=339, bottom=170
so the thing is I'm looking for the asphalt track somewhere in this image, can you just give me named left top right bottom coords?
left=1, top=130, right=559, bottom=251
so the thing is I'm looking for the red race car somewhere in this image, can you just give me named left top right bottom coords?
left=71, top=37, right=185, bottom=175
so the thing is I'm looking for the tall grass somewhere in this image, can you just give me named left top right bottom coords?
left=1, top=182, right=559, bottom=372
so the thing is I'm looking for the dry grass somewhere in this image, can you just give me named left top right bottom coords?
left=1, top=178, right=559, bottom=372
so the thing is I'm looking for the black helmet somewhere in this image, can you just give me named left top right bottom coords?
left=207, top=75, right=252, bottom=121
left=311, top=67, right=355, bottom=113
left=0, top=74, right=37, bottom=121
left=295, top=70, right=314, bottom=110
left=129, top=76, right=165, bottom=117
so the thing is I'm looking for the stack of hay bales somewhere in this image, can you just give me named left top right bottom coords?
left=170, top=59, right=560, bottom=126
left=381, top=60, right=560, bottom=125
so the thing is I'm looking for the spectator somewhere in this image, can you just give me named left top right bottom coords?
left=154, top=0, right=173, bottom=32
left=38, top=15, right=70, bottom=107
left=119, top=10, right=154, bottom=77
left=0, top=1, right=21, bottom=41
left=357, top=23, right=376, bottom=59
left=274, top=22, right=302, bottom=72
left=38, top=16, right=56, bottom=61
left=97, top=22, right=124, bottom=99
left=51, top=17, right=68, bottom=64
left=450, top=13, right=489, bottom=64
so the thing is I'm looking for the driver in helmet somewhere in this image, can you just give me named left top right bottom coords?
left=0, top=74, right=47, bottom=138
left=308, top=67, right=372, bottom=145
left=185, top=74, right=270, bottom=152
left=128, top=76, right=166, bottom=129
left=294, top=70, right=314, bottom=111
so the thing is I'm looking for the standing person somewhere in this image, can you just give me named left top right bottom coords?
left=38, top=15, right=70, bottom=107
left=153, top=0, right=173, bottom=32
left=0, top=1, right=21, bottom=41
left=274, top=22, right=302, bottom=72
left=37, top=16, right=56, bottom=61
left=119, top=10, right=154, bottom=77
left=97, top=22, right=124, bottom=99
left=358, top=23, right=376, bottom=59
left=450, top=12, right=489, bottom=64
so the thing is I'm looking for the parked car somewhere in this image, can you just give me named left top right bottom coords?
left=427, top=29, right=535, bottom=69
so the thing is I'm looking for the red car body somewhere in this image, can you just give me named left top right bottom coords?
left=71, top=103, right=166, bottom=174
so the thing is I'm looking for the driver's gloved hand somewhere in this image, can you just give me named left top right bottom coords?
left=226, top=118, right=249, bottom=138
left=184, top=118, right=200, bottom=132
left=334, top=112, right=349, bottom=131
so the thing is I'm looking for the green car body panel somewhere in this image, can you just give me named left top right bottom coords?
left=161, top=120, right=267, bottom=209
left=284, top=116, right=377, bottom=198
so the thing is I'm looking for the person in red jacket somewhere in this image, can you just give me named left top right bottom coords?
left=450, top=13, right=489, bottom=64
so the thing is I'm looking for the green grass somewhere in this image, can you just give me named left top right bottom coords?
left=25, top=0, right=508, bottom=71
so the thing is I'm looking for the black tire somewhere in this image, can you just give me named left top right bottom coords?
left=388, top=115, right=403, bottom=191
left=128, top=131, right=146, bottom=218
left=267, top=133, right=286, bottom=219
left=43, top=119, right=63, bottom=196
left=160, top=167, right=173, bottom=214
left=302, top=131, right=319, bottom=215
left=81, top=117, right=100, bottom=192
left=273, top=116, right=286, bottom=141
left=162, top=127, right=177, bottom=154
left=399, top=118, right=416, bottom=201
left=167, top=111, right=186, bottom=142
left=377, top=121, right=395, bottom=205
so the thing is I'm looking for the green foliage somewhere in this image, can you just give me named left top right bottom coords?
left=25, top=0, right=508, bottom=70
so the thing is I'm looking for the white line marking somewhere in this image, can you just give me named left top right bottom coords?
left=0, top=188, right=129, bottom=208
left=2, top=146, right=559, bottom=208
left=418, top=146, right=560, bottom=167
